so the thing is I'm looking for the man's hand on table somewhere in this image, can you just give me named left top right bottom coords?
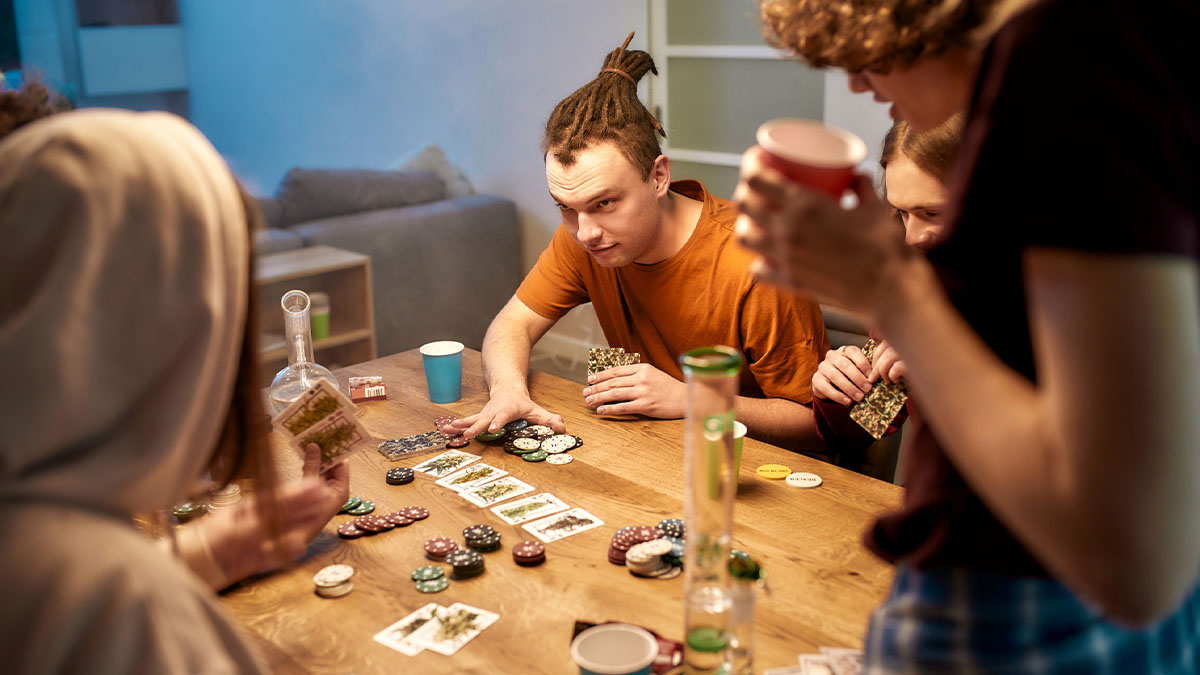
left=583, top=364, right=685, bottom=419
left=441, top=387, right=566, bottom=439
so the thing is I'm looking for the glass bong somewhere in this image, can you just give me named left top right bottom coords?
left=267, top=289, right=338, bottom=414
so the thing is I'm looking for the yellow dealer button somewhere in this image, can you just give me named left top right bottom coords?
left=756, top=464, right=792, bottom=480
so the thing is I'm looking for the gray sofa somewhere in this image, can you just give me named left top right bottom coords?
left=253, top=167, right=521, bottom=358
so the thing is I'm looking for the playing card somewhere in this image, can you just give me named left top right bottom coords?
left=522, top=507, right=605, bottom=543
left=819, top=647, right=863, bottom=675
left=412, top=449, right=481, bottom=477
left=490, top=492, right=570, bottom=524
left=373, top=603, right=443, bottom=656
left=586, top=346, right=641, bottom=375
left=849, top=338, right=908, bottom=439
left=377, top=430, right=450, bottom=461
left=271, top=380, right=370, bottom=473
left=459, top=476, right=535, bottom=507
left=410, top=602, right=499, bottom=656
left=434, top=463, right=509, bottom=492
left=799, top=654, right=835, bottom=675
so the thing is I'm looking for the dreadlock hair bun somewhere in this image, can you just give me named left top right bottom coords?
left=542, top=31, right=666, bottom=180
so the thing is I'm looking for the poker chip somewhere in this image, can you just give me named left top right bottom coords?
left=400, top=506, right=430, bottom=520
left=209, top=483, right=242, bottom=510
left=446, top=435, right=471, bottom=449
left=521, top=450, right=548, bottom=462
left=313, top=564, right=355, bottom=588
left=171, top=502, right=207, bottom=523
left=433, top=415, right=457, bottom=428
left=785, top=472, right=822, bottom=488
left=466, top=531, right=502, bottom=552
left=385, top=467, right=414, bottom=486
left=337, top=522, right=365, bottom=539
left=756, top=464, right=792, bottom=480
left=383, top=513, right=413, bottom=527
left=546, top=453, right=574, bottom=465
left=315, top=581, right=354, bottom=598
left=503, top=419, right=530, bottom=432
left=463, top=524, right=495, bottom=539
left=657, top=518, right=686, bottom=539
left=446, top=549, right=486, bottom=579
left=524, top=424, right=554, bottom=438
left=339, top=496, right=362, bottom=514
left=411, top=565, right=445, bottom=582
left=346, top=500, right=376, bottom=516
left=354, top=515, right=387, bottom=533
left=655, top=566, right=682, bottom=580
left=424, top=537, right=459, bottom=561
left=513, top=540, right=546, bottom=567
left=510, top=437, right=542, bottom=452
left=541, top=435, right=576, bottom=454
left=415, top=577, right=449, bottom=593
left=569, top=435, right=584, bottom=448
left=665, top=536, right=685, bottom=558
left=474, top=429, right=506, bottom=443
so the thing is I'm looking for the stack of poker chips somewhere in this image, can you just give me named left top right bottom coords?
left=446, top=549, right=486, bottom=579
left=411, top=565, right=449, bottom=593
left=170, top=501, right=207, bottom=523
left=608, top=525, right=662, bottom=565
left=208, top=483, right=241, bottom=511
left=463, top=524, right=502, bottom=552
left=424, top=536, right=459, bottom=562
left=626, top=538, right=681, bottom=579
left=313, top=564, right=355, bottom=598
left=386, top=467, right=414, bottom=486
left=338, top=506, right=426, bottom=539
left=657, top=518, right=686, bottom=569
left=512, top=540, right=546, bottom=567
left=339, top=496, right=376, bottom=516
left=434, top=415, right=471, bottom=448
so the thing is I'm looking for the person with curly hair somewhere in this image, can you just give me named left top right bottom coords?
left=444, top=33, right=831, bottom=451
left=738, top=0, right=1200, bottom=671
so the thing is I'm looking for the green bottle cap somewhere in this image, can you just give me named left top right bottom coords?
left=680, top=346, right=743, bottom=376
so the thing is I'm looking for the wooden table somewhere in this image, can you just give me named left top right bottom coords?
left=222, top=349, right=903, bottom=674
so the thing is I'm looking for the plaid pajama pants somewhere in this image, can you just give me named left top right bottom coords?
left=864, top=566, right=1200, bottom=674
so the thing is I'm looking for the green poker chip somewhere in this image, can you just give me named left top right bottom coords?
left=339, top=497, right=362, bottom=514
left=411, top=566, right=445, bottom=582
left=474, top=429, right=506, bottom=443
left=521, top=450, right=548, bottom=462
left=415, top=577, right=449, bottom=593
left=346, top=500, right=375, bottom=515
left=685, top=626, right=728, bottom=653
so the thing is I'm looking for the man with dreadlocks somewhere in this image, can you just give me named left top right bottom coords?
left=445, top=33, right=830, bottom=450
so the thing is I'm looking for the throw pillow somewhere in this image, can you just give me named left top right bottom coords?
left=274, top=168, right=446, bottom=227
left=393, top=145, right=474, bottom=199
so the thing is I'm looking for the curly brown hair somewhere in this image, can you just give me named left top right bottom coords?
left=759, top=0, right=1004, bottom=73
left=0, top=81, right=73, bottom=141
left=542, top=32, right=665, bottom=179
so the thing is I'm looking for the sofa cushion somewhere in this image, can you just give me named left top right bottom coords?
left=255, top=196, right=283, bottom=228
left=394, top=145, right=474, bottom=199
left=253, top=227, right=304, bottom=255
left=275, top=168, right=446, bottom=226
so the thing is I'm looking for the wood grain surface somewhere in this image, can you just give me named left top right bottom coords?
left=221, top=349, right=903, bottom=674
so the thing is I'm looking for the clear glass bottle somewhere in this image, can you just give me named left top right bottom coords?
left=728, top=550, right=767, bottom=675
left=680, top=346, right=743, bottom=674
left=268, top=290, right=338, bottom=414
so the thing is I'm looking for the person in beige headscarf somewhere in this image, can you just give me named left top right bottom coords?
left=0, top=107, right=333, bottom=672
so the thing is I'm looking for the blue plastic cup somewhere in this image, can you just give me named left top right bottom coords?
left=419, top=340, right=464, bottom=404
left=570, top=623, right=658, bottom=675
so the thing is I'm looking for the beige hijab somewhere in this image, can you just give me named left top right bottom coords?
left=0, top=108, right=247, bottom=516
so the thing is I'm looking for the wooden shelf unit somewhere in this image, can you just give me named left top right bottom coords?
left=254, top=246, right=377, bottom=387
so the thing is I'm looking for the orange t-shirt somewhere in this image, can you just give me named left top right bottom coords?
left=516, top=180, right=829, bottom=403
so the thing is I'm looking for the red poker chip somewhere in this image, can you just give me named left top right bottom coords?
left=512, top=540, right=545, bottom=559
left=401, top=506, right=430, bottom=520
left=424, top=537, right=459, bottom=556
left=337, top=522, right=365, bottom=539
left=385, top=513, right=414, bottom=527
left=354, top=516, right=385, bottom=533
left=445, top=435, right=470, bottom=449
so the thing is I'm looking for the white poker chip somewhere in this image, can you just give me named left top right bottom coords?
left=313, top=564, right=355, bottom=588
left=546, top=453, right=574, bottom=465
left=541, top=435, right=576, bottom=454
left=785, top=472, right=822, bottom=489
left=525, top=424, right=554, bottom=438
left=511, top=437, right=541, bottom=451
left=315, top=581, right=354, bottom=598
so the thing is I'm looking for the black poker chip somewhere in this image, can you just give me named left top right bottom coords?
left=503, top=419, right=530, bottom=433
left=386, top=467, right=414, bottom=485
left=657, top=518, right=685, bottom=539
left=466, top=532, right=502, bottom=552
left=463, top=524, right=495, bottom=540
left=569, top=435, right=584, bottom=448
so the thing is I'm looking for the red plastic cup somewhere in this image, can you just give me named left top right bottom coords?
left=756, top=118, right=868, bottom=200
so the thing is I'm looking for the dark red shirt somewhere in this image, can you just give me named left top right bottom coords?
left=866, top=0, right=1200, bottom=574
